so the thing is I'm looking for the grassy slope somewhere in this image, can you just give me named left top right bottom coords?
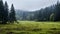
left=0, top=21, right=60, bottom=34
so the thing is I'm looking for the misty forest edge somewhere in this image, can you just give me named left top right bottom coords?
left=0, top=0, right=60, bottom=24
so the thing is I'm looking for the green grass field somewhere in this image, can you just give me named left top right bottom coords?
left=0, top=21, right=60, bottom=34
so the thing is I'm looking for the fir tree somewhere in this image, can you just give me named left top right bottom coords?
left=54, top=0, right=60, bottom=21
left=4, top=1, right=9, bottom=23
left=0, top=0, right=6, bottom=24
left=9, top=4, right=16, bottom=23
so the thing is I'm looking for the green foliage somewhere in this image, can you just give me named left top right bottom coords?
left=50, top=13, right=54, bottom=21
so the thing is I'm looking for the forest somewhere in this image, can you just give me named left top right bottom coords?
left=0, top=0, right=60, bottom=24
left=0, top=0, right=60, bottom=34
left=15, top=0, right=60, bottom=22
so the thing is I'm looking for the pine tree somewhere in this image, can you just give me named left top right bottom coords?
left=9, top=4, right=16, bottom=23
left=4, top=1, right=9, bottom=23
left=54, top=0, right=60, bottom=21
left=0, top=0, right=6, bottom=24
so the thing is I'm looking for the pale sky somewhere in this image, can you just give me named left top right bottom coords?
left=3, top=0, right=59, bottom=11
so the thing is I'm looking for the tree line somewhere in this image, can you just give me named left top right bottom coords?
left=0, top=0, right=60, bottom=24
left=15, top=0, right=60, bottom=22
left=34, top=1, right=60, bottom=21
left=0, top=0, right=17, bottom=24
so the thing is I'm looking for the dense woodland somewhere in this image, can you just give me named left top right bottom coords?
left=0, top=0, right=60, bottom=24
left=0, top=0, right=16, bottom=24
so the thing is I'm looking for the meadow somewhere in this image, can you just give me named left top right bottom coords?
left=0, top=21, right=60, bottom=34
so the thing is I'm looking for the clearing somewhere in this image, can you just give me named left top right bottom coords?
left=0, top=21, right=60, bottom=34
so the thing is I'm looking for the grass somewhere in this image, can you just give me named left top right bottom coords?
left=0, top=21, right=60, bottom=34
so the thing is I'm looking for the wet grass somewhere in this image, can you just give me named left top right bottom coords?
left=0, top=21, right=60, bottom=34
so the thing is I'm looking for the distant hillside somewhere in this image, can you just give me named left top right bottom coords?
left=15, top=9, right=35, bottom=20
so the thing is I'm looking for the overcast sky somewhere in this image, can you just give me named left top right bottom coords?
left=3, top=0, right=59, bottom=11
